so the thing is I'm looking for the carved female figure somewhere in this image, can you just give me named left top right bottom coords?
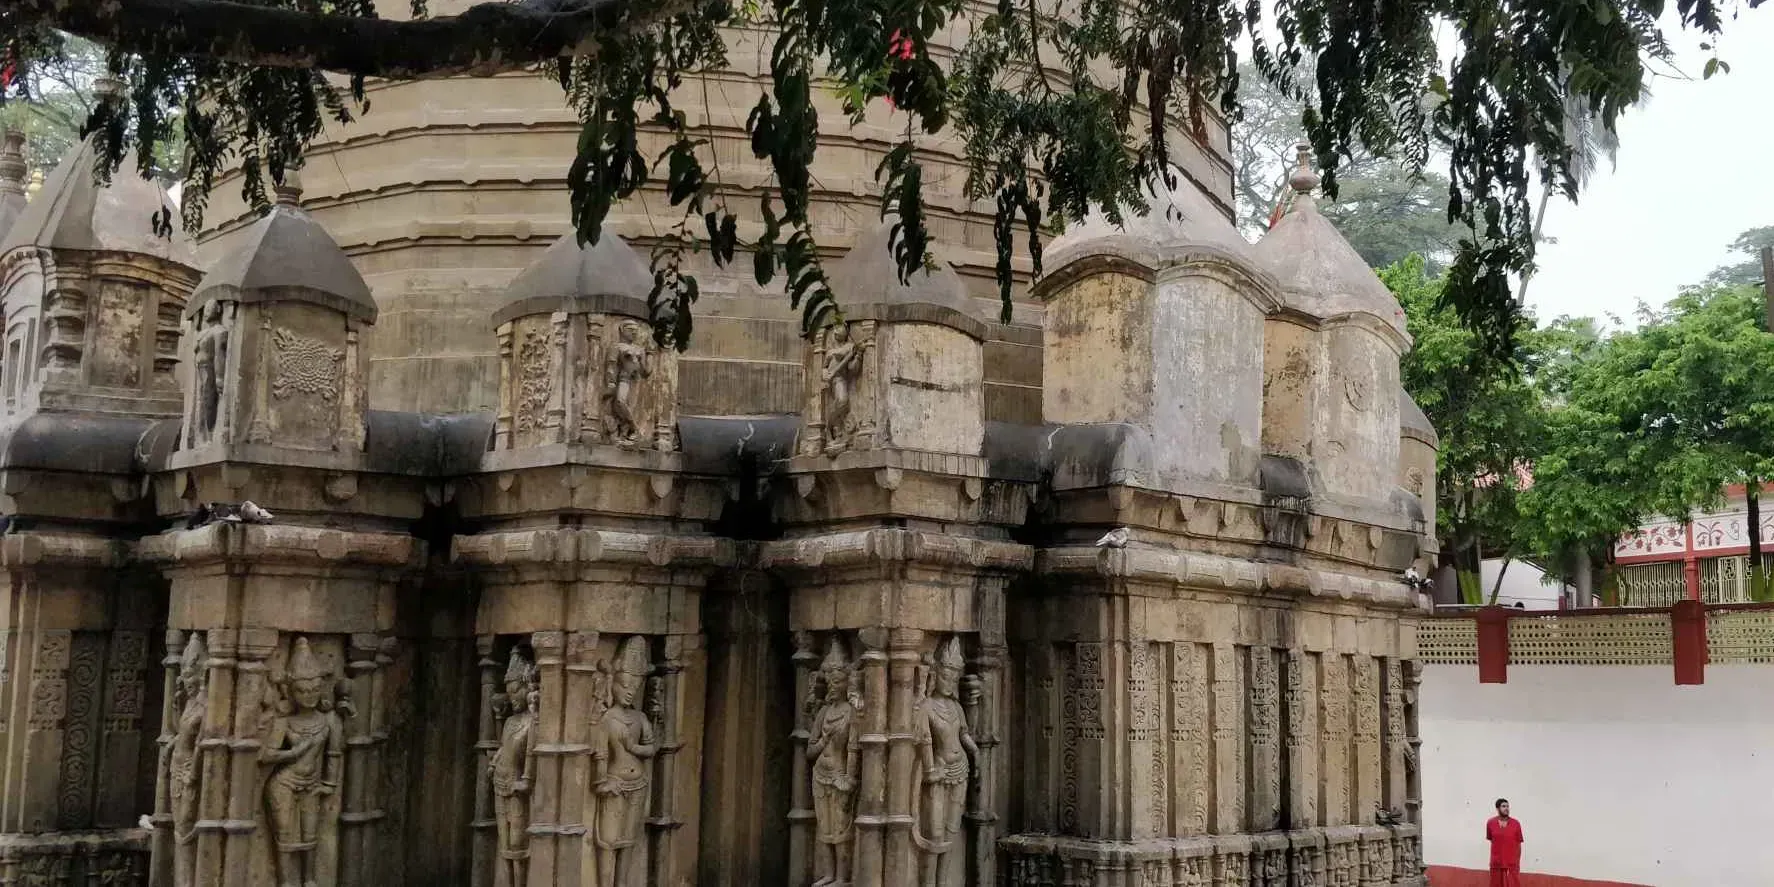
left=807, top=640, right=861, bottom=887
left=820, top=324, right=867, bottom=451
left=168, top=635, right=208, bottom=887
left=590, top=636, right=658, bottom=887
left=191, top=301, right=229, bottom=446
left=604, top=321, right=652, bottom=446
left=913, top=637, right=977, bottom=887
left=261, top=638, right=347, bottom=887
left=490, top=649, right=539, bottom=887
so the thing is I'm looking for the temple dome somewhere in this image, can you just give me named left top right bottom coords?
left=187, top=174, right=376, bottom=323
left=1254, top=146, right=1409, bottom=341
left=829, top=222, right=984, bottom=339
left=491, top=230, right=652, bottom=327
left=0, top=130, right=26, bottom=245
left=0, top=135, right=194, bottom=266
left=1043, top=173, right=1254, bottom=273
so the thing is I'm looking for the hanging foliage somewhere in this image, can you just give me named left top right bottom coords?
left=0, top=0, right=1707, bottom=355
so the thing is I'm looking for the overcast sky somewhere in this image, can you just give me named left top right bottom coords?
left=1524, top=11, right=1774, bottom=328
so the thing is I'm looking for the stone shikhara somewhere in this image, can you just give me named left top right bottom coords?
left=0, top=95, right=1434, bottom=887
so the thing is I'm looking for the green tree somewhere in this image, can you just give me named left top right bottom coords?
left=1232, top=64, right=1458, bottom=270
left=1702, top=226, right=1774, bottom=288
left=1385, top=255, right=1547, bottom=604
left=1519, top=285, right=1774, bottom=602
left=0, top=34, right=184, bottom=184
left=1, top=0, right=1690, bottom=353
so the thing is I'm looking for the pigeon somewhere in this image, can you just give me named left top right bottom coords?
left=1095, top=527, right=1130, bottom=548
left=1400, top=567, right=1434, bottom=591
left=188, top=501, right=276, bottom=528
left=1374, top=804, right=1405, bottom=826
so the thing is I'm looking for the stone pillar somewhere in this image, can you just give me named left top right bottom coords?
left=455, top=526, right=724, bottom=887
left=760, top=529, right=1026, bottom=887
left=138, top=522, right=417, bottom=887
left=0, top=534, right=157, bottom=883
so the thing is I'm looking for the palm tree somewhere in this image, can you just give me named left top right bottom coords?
left=1517, top=85, right=1648, bottom=303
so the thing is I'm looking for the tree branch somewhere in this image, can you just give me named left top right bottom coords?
left=12, top=0, right=690, bottom=79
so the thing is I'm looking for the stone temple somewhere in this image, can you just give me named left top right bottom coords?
left=0, top=65, right=1437, bottom=887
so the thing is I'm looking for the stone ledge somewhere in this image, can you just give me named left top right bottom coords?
left=135, top=522, right=420, bottom=568
left=0, top=532, right=129, bottom=568
left=757, top=528, right=1034, bottom=573
left=1037, top=544, right=1422, bottom=610
left=452, top=527, right=734, bottom=569
left=1000, top=823, right=1422, bottom=885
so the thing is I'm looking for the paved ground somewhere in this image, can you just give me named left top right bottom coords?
left=1426, top=866, right=1652, bottom=887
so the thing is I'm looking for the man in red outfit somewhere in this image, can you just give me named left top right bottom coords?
left=1486, top=798, right=1525, bottom=887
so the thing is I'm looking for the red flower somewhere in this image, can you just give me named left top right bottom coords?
left=888, top=30, right=915, bottom=61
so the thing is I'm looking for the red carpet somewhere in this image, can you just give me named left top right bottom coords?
left=1426, top=866, right=1653, bottom=887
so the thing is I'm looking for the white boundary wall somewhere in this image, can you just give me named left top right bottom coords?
left=1420, top=664, right=1774, bottom=886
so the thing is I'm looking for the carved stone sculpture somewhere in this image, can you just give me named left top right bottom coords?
left=261, top=637, right=348, bottom=887
left=590, top=636, right=658, bottom=887
left=169, top=635, right=208, bottom=887
left=191, top=301, right=230, bottom=446
left=490, top=648, right=539, bottom=887
left=807, top=639, right=861, bottom=887
left=820, top=324, right=868, bottom=454
left=913, top=637, right=977, bottom=887
left=603, top=321, right=652, bottom=447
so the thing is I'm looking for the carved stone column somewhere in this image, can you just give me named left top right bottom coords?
left=471, top=636, right=502, bottom=887
left=760, top=529, right=1027, bottom=887
left=137, top=523, right=418, bottom=887
left=455, top=526, right=727, bottom=887
left=0, top=533, right=158, bottom=884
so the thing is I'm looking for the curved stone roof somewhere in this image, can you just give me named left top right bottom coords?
left=1253, top=148, right=1409, bottom=342
left=1043, top=174, right=1255, bottom=274
left=0, top=413, right=158, bottom=476
left=0, top=136, right=196, bottom=266
left=491, top=231, right=653, bottom=327
left=829, top=222, right=984, bottom=339
left=187, top=181, right=377, bottom=323
left=1399, top=386, right=1439, bottom=447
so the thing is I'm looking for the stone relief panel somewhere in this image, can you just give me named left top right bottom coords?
left=802, top=321, right=878, bottom=457
left=1318, top=655, right=1350, bottom=827
left=1171, top=642, right=1211, bottom=837
left=1246, top=647, right=1281, bottom=832
left=56, top=632, right=106, bottom=830
left=89, top=278, right=148, bottom=389
left=1352, top=657, right=1382, bottom=819
left=187, top=301, right=233, bottom=448
left=490, top=648, right=539, bottom=887
left=805, top=638, right=861, bottom=887
left=165, top=633, right=207, bottom=887
left=912, top=636, right=978, bottom=887
left=260, top=636, right=350, bottom=887
left=587, top=636, right=661, bottom=887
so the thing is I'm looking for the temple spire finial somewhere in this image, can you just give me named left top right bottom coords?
left=1288, top=142, right=1321, bottom=211
left=274, top=167, right=303, bottom=208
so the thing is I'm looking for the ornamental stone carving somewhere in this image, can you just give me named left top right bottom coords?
left=490, top=649, right=539, bottom=887
left=819, top=323, right=870, bottom=454
left=807, top=639, right=861, bottom=887
left=261, top=637, right=348, bottom=887
left=190, top=301, right=231, bottom=446
left=913, top=636, right=977, bottom=887
left=603, top=321, right=653, bottom=448
left=589, top=636, right=657, bottom=887
left=169, top=635, right=207, bottom=887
